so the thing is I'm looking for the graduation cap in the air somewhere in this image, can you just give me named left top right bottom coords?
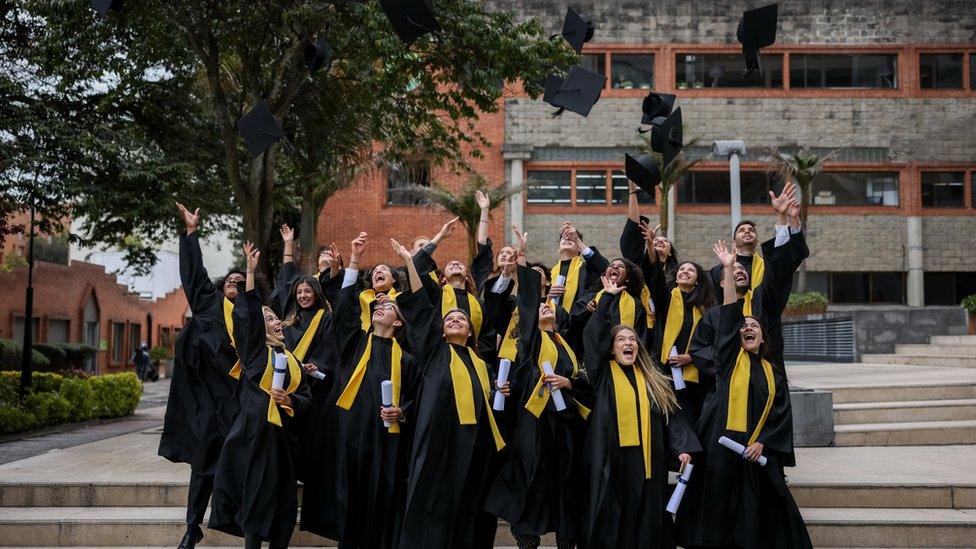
left=380, top=0, right=440, bottom=46
left=236, top=100, right=286, bottom=157
left=650, top=107, right=683, bottom=168
left=638, top=92, right=676, bottom=133
left=303, top=36, right=332, bottom=75
left=736, top=3, right=778, bottom=78
left=90, top=0, right=123, bottom=17
left=543, top=65, right=606, bottom=117
left=553, top=7, right=595, bottom=54
left=625, top=153, right=661, bottom=195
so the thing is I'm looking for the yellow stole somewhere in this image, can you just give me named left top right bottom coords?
left=594, top=290, right=637, bottom=328
left=750, top=254, right=765, bottom=290
left=659, top=288, right=703, bottom=383
left=524, top=331, right=580, bottom=418
left=727, top=348, right=776, bottom=445
left=336, top=334, right=404, bottom=434
left=641, top=286, right=654, bottom=329
left=550, top=255, right=584, bottom=313
left=743, top=289, right=753, bottom=317
left=223, top=298, right=243, bottom=380
left=448, top=345, right=506, bottom=451
left=610, top=360, right=652, bottom=479
left=258, top=347, right=302, bottom=427
left=291, top=309, right=325, bottom=363
left=498, top=308, right=519, bottom=361
left=358, top=288, right=400, bottom=331
left=441, top=285, right=484, bottom=340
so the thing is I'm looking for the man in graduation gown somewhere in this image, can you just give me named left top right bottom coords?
left=158, top=203, right=241, bottom=549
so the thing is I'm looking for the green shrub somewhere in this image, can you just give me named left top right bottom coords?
left=59, top=377, right=95, bottom=421
left=30, top=372, right=64, bottom=393
left=962, top=294, right=976, bottom=316
left=786, top=292, right=829, bottom=315
left=26, top=392, right=73, bottom=426
left=33, top=343, right=68, bottom=371
left=0, top=339, right=21, bottom=371
left=0, top=372, right=19, bottom=404
left=0, top=405, right=36, bottom=435
left=55, top=343, right=98, bottom=371
left=90, top=373, right=142, bottom=419
left=149, top=345, right=171, bottom=363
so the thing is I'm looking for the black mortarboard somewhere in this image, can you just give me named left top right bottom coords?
left=736, top=3, right=778, bottom=77
left=555, top=7, right=595, bottom=54
left=638, top=92, right=676, bottom=133
left=236, top=100, right=285, bottom=157
left=90, top=0, right=122, bottom=17
left=380, top=0, right=440, bottom=46
left=303, top=36, right=332, bottom=75
left=544, top=65, right=606, bottom=117
left=651, top=107, right=683, bottom=168
left=625, top=153, right=661, bottom=195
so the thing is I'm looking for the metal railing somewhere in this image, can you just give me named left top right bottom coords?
left=783, top=315, right=856, bottom=362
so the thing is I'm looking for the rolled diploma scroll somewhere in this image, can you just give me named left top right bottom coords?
left=493, top=359, right=511, bottom=411
left=666, top=463, right=694, bottom=515
left=718, top=436, right=767, bottom=466
left=381, top=380, right=394, bottom=428
left=272, top=352, right=288, bottom=391
left=309, top=368, right=327, bottom=381
left=542, top=361, right=567, bottom=411
left=669, top=346, right=686, bottom=390
left=553, top=275, right=567, bottom=306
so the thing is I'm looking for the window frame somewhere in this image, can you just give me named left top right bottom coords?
left=111, top=321, right=127, bottom=366
left=385, top=160, right=432, bottom=207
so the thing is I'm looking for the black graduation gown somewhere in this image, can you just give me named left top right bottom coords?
left=581, top=295, right=701, bottom=549
left=675, top=303, right=811, bottom=549
left=158, top=233, right=240, bottom=475
left=208, top=289, right=312, bottom=547
left=553, top=247, right=609, bottom=358
left=619, top=217, right=678, bottom=348
left=396, top=289, right=503, bottom=549
left=484, top=265, right=592, bottom=540
left=573, top=286, right=649, bottom=367
left=300, top=281, right=420, bottom=549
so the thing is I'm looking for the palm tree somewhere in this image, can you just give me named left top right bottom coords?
left=766, top=146, right=841, bottom=292
left=638, top=132, right=701, bottom=237
left=404, top=174, right=528, bottom=261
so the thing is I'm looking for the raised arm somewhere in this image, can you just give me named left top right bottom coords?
left=713, top=240, right=737, bottom=306
left=176, top=202, right=220, bottom=315
left=475, top=190, right=490, bottom=245
left=582, top=276, right=625, bottom=385
left=516, top=264, right=543, bottom=356
left=392, top=239, right=443, bottom=357
left=627, top=180, right=641, bottom=223
left=235, top=242, right=267, bottom=377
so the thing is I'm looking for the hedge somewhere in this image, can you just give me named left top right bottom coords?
left=0, top=371, right=142, bottom=435
left=0, top=339, right=94, bottom=372
left=785, top=292, right=829, bottom=315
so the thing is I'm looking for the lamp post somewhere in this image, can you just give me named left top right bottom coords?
left=19, top=176, right=38, bottom=398
left=712, top=140, right=747, bottom=232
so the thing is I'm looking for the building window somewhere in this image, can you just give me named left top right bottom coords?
left=575, top=170, right=607, bottom=204
left=919, top=53, right=963, bottom=89
left=678, top=171, right=781, bottom=204
left=526, top=170, right=571, bottom=205
left=129, top=323, right=142, bottom=361
left=12, top=317, right=41, bottom=344
left=111, top=322, right=126, bottom=365
left=580, top=54, right=606, bottom=78
left=831, top=272, right=904, bottom=304
left=971, top=54, right=976, bottom=90
left=810, top=172, right=899, bottom=206
left=610, top=54, right=654, bottom=89
left=790, top=54, right=897, bottom=88
left=675, top=53, right=783, bottom=88
left=386, top=162, right=430, bottom=205
left=921, top=171, right=964, bottom=208
left=47, top=319, right=70, bottom=344
left=611, top=170, right=654, bottom=205
left=924, top=272, right=976, bottom=305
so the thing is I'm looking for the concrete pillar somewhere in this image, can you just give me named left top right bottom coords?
left=667, top=185, right=677, bottom=245
left=502, top=145, right=533, bottom=246
left=906, top=216, right=924, bottom=307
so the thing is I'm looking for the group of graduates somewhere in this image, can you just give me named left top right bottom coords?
left=159, top=179, right=814, bottom=549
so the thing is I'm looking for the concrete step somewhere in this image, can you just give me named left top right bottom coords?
left=803, top=507, right=976, bottom=547
left=894, top=343, right=976, bottom=356
left=930, top=335, right=976, bottom=346
left=829, top=382, right=976, bottom=404
left=860, top=354, right=976, bottom=368
left=790, top=483, right=976, bottom=509
left=834, top=419, right=976, bottom=446
left=833, top=399, right=976, bottom=424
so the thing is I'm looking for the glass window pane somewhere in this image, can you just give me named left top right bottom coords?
left=130, top=324, right=141, bottom=359
left=920, top=53, right=963, bottom=89
left=921, top=171, right=964, bottom=208
left=870, top=273, right=904, bottom=304
left=610, top=54, right=654, bottom=89
left=741, top=172, right=783, bottom=204
left=790, top=54, right=897, bottom=88
left=112, top=322, right=126, bottom=364
left=527, top=170, right=571, bottom=205
left=387, top=162, right=431, bottom=205
left=675, top=53, right=783, bottom=88
left=831, top=273, right=869, bottom=303
left=576, top=171, right=608, bottom=205
left=611, top=170, right=653, bottom=204
left=678, top=172, right=728, bottom=204
left=956, top=272, right=976, bottom=303
left=810, top=172, right=899, bottom=206
left=580, top=54, right=606, bottom=77
left=971, top=55, right=976, bottom=89
left=924, top=272, right=956, bottom=305
left=47, top=319, right=69, bottom=344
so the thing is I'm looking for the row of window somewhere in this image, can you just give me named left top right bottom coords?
left=577, top=51, right=976, bottom=90
left=524, top=170, right=976, bottom=208
left=798, top=271, right=976, bottom=306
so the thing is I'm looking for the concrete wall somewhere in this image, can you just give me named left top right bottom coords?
left=832, top=305, right=970, bottom=355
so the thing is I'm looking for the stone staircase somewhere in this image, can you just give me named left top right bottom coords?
left=861, top=335, right=976, bottom=369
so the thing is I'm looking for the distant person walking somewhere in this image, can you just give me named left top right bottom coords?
left=131, top=344, right=152, bottom=381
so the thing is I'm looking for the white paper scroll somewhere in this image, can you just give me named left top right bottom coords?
left=381, top=380, right=394, bottom=428
left=718, top=435, right=767, bottom=466
left=493, top=359, right=511, bottom=411
left=669, top=346, right=685, bottom=390
left=666, top=463, right=694, bottom=515
left=542, top=361, right=567, bottom=411
left=309, top=368, right=327, bottom=381
left=553, top=274, right=567, bottom=306
left=272, top=352, right=288, bottom=391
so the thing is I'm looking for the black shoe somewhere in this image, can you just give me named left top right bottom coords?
left=178, top=525, right=204, bottom=549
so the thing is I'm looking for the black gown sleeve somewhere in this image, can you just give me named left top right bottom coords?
left=472, top=239, right=495, bottom=294
left=318, top=270, right=343, bottom=308
left=516, top=265, right=544, bottom=358
left=619, top=218, right=647, bottom=265
left=583, top=246, right=611, bottom=281
left=332, top=280, right=365, bottom=366
left=666, top=402, right=703, bottom=455
left=271, top=261, right=298, bottom=318
left=414, top=243, right=438, bottom=276
left=397, top=284, right=444, bottom=358
left=688, top=307, right=719, bottom=377
left=179, top=233, right=221, bottom=317
left=756, top=363, right=794, bottom=454
left=411, top=251, right=443, bottom=306
left=714, top=302, right=747, bottom=379
left=233, top=288, right=269, bottom=381
left=582, top=292, right=615, bottom=386
left=646, top=259, right=670, bottom=326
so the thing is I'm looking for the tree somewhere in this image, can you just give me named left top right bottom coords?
left=3, top=1, right=575, bottom=277
left=406, top=174, right=526, bottom=261
left=766, top=146, right=841, bottom=292
left=637, top=133, right=701, bottom=237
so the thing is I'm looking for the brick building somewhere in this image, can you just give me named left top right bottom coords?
left=319, top=0, right=976, bottom=307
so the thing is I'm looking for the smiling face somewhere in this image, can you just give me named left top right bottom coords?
left=371, top=301, right=403, bottom=332
left=652, top=236, right=672, bottom=257
left=740, top=316, right=764, bottom=352
left=612, top=327, right=640, bottom=366
left=295, top=282, right=316, bottom=310
left=442, top=309, right=472, bottom=341
left=443, top=260, right=467, bottom=279
left=605, top=260, right=629, bottom=286
left=371, top=264, right=394, bottom=292
left=734, top=223, right=757, bottom=248
left=558, top=230, right=577, bottom=254
left=222, top=273, right=245, bottom=299
left=264, top=308, right=284, bottom=340
left=539, top=300, right=556, bottom=328
left=732, top=261, right=750, bottom=289
left=675, top=262, right=698, bottom=288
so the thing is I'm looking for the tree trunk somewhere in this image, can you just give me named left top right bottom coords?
left=466, top=225, right=477, bottom=264
left=797, top=179, right=812, bottom=293
left=238, top=152, right=278, bottom=281
left=659, top=182, right=670, bottom=234
left=299, top=196, right=318, bottom=274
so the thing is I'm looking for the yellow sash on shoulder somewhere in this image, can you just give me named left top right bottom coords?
left=336, top=334, right=404, bottom=434
left=358, top=288, right=400, bottom=331
left=448, top=345, right=505, bottom=451
left=550, top=255, right=584, bottom=313
left=659, top=288, right=703, bottom=383
left=291, top=309, right=325, bottom=363
left=610, top=360, right=652, bottom=479
left=594, top=290, right=637, bottom=328
left=750, top=254, right=765, bottom=290
left=524, top=332, right=580, bottom=418
left=641, top=285, right=653, bottom=329
left=727, top=348, right=776, bottom=445
left=223, top=298, right=243, bottom=380
left=442, top=285, right=484, bottom=340
left=258, top=347, right=302, bottom=427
